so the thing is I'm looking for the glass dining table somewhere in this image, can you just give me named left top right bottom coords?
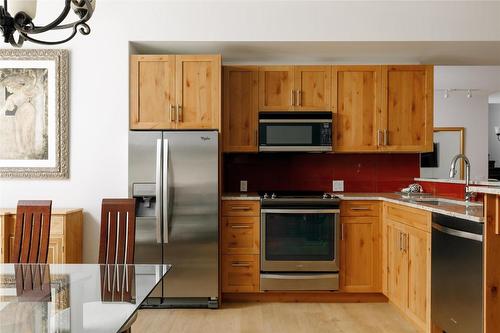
left=0, top=263, right=170, bottom=333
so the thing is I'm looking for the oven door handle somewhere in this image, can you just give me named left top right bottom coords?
left=261, top=209, right=340, bottom=214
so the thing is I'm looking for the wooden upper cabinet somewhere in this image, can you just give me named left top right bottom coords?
left=130, top=54, right=221, bottom=130
left=333, top=66, right=382, bottom=152
left=222, top=66, right=259, bottom=152
left=380, top=65, right=434, bottom=152
left=294, top=66, right=331, bottom=111
left=175, top=55, right=221, bottom=129
left=130, top=55, right=176, bottom=129
left=259, top=66, right=294, bottom=111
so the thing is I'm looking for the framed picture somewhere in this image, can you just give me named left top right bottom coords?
left=0, top=49, right=69, bottom=179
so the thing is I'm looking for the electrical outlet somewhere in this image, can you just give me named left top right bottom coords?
left=240, top=180, right=248, bottom=192
left=332, top=180, right=344, bottom=192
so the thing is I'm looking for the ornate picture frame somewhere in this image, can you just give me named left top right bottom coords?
left=0, top=49, right=69, bottom=179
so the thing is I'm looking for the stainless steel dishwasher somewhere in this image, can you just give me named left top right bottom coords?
left=431, top=213, right=483, bottom=333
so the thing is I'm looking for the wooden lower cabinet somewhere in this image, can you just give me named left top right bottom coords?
left=340, top=201, right=382, bottom=293
left=0, top=209, right=83, bottom=263
left=383, top=203, right=430, bottom=332
left=221, top=254, right=260, bottom=293
left=221, top=200, right=260, bottom=293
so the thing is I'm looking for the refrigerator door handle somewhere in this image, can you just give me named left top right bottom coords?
left=155, top=139, right=162, bottom=244
left=163, top=138, right=170, bottom=244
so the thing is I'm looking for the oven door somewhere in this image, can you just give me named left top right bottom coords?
left=261, top=209, right=339, bottom=272
left=259, top=119, right=332, bottom=152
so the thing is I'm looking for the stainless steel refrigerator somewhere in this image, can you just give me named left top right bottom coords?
left=128, top=131, right=219, bottom=308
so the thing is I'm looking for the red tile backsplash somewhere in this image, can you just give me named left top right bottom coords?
left=223, top=153, right=420, bottom=193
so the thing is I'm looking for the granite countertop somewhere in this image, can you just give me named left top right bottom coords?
left=221, top=192, right=484, bottom=222
left=415, top=177, right=500, bottom=186
left=221, top=193, right=261, bottom=201
left=337, top=193, right=484, bottom=223
left=468, top=186, right=500, bottom=196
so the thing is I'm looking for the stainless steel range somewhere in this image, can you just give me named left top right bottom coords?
left=260, top=191, right=341, bottom=291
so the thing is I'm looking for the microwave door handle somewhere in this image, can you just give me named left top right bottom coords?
left=163, top=139, right=169, bottom=244
left=155, top=139, right=162, bottom=244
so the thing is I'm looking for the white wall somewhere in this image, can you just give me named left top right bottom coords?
left=489, top=104, right=500, bottom=167
left=1, top=1, right=500, bottom=262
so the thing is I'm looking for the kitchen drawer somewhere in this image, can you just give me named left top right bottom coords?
left=222, top=200, right=260, bottom=217
left=221, top=216, right=259, bottom=255
left=341, top=201, right=380, bottom=217
left=384, top=203, right=431, bottom=233
left=222, top=254, right=260, bottom=293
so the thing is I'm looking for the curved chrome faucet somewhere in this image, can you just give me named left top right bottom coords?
left=449, top=154, right=475, bottom=202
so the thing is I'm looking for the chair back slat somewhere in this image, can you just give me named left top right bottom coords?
left=10, top=201, right=52, bottom=264
left=98, top=199, right=136, bottom=265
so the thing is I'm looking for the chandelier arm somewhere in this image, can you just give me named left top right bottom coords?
left=16, top=23, right=82, bottom=45
left=50, top=9, right=93, bottom=31
left=14, top=0, right=72, bottom=34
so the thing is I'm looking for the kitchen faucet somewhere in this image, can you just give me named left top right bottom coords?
left=449, top=154, right=475, bottom=202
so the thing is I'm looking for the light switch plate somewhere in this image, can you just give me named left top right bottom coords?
left=332, top=180, right=344, bottom=192
left=240, top=180, right=248, bottom=192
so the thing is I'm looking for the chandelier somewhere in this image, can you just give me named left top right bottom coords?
left=0, top=0, right=95, bottom=47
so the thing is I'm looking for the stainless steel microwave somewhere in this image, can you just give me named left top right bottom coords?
left=259, top=112, right=332, bottom=152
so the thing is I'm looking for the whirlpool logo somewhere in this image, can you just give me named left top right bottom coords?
left=201, top=136, right=211, bottom=141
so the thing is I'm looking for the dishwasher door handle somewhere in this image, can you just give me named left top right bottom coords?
left=432, top=223, right=483, bottom=242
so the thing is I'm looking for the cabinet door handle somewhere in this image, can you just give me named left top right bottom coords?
left=290, top=89, right=295, bottom=106
left=231, top=225, right=251, bottom=229
left=403, top=233, right=408, bottom=252
left=399, top=232, right=403, bottom=251
left=231, top=206, right=251, bottom=211
left=384, top=129, right=388, bottom=146
left=231, top=262, right=251, bottom=267
left=341, top=224, right=345, bottom=240
left=177, top=105, right=183, bottom=122
left=297, top=90, right=302, bottom=106
left=377, top=130, right=383, bottom=147
left=170, top=104, right=175, bottom=122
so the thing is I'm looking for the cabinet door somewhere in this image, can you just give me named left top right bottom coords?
left=222, top=66, right=259, bottom=152
left=381, top=65, right=433, bottom=152
left=407, top=226, right=430, bottom=330
left=332, top=66, right=382, bottom=152
left=294, top=66, right=331, bottom=111
left=47, top=236, right=64, bottom=264
left=130, top=55, right=176, bottom=129
left=175, top=55, right=221, bottom=129
left=340, top=216, right=381, bottom=292
left=386, top=221, right=408, bottom=310
left=258, top=66, right=294, bottom=111
left=221, top=216, right=260, bottom=255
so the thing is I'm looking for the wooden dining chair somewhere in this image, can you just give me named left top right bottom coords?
left=98, top=198, right=137, bottom=333
left=15, top=264, right=51, bottom=302
left=10, top=200, right=52, bottom=264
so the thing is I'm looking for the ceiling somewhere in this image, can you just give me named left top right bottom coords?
left=130, top=41, right=500, bottom=65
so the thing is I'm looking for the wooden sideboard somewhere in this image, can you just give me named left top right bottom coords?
left=0, top=208, right=83, bottom=264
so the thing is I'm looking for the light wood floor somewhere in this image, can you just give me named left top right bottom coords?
left=132, top=302, right=420, bottom=333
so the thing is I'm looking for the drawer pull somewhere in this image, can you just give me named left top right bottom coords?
left=231, top=262, right=251, bottom=267
left=231, top=206, right=251, bottom=211
left=231, top=225, right=251, bottom=229
left=350, top=207, right=371, bottom=211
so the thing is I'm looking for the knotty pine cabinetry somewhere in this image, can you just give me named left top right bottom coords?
left=340, top=201, right=382, bottom=293
left=383, top=202, right=431, bottom=331
left=259, top=66, right=331, bottom=111
left=130, top=54, right=221, bottom=130
left=221, top=200, right=260, bottom=293
left=222, top=66, right=259, bottom=152
left=0, top=209, right=83, bottom=264
left=332, top=65, right=433, bottom=153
